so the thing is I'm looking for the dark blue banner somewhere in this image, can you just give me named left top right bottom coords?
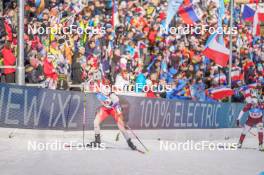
left=0, top=83, right=246, bottom=130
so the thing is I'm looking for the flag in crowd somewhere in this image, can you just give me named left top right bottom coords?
left=202, top=35, right=230, bottom=67
left=178, top=3, right=203, bottom=25
left=238, top=83, right=259, bottom=98
left=112, top=0, right=119, bottom=29
left=165, top=0, right=183, bottom=30
left=208, top=86, right=234, bottom=100
left=253, top=7, right=264, bottom=36
left=242, top=4, right=256, bottom=22
left=231, top=67, right=243, bottom=83
left=36, top=0, right=45, bottom=14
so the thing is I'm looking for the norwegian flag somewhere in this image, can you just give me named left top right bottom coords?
left=208, top=86, right=234, bottom=100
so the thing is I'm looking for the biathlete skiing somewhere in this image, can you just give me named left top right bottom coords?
left=88, top=78, right=137, bottom=150
left=236, top=91, right=264, bottom=151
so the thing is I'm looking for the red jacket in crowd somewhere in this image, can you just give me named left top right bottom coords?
left=1, top=47, right=16, bottom=74
left=4, top=21, right=13, bottom=42
left=43, top=58, right=58, bottom=80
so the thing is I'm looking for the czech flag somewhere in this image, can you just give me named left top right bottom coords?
left=202, top=35, right=230, bottom=67
left=238, top=83, right=259, bottom=98
left=178, top=4, right=202, bottom=25
left=231, top=66, right=243, bottom=82
left=242, top=5, right=255, bottom=22
left=208, top=87, right=234, bottom=100
left=213, top=73, right=227, bottom=85
left=253, top=7, right=264, bottom=36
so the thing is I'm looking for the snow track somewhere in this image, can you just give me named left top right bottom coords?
left=0, top=128, right=263, bottom=175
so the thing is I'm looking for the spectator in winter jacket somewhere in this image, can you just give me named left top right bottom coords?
left=0, top=17, right=6, bottom=51
left=1, top=42, right=16, bottom=83
left=43, top=54, right=58, bottom=89
left=71, top=49, right=84, bottom=91
left=190, top=78, right=206, bottom=102
left=26, top=57, right=44, bottom=83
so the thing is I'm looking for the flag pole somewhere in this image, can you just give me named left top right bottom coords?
left=229, top=0, right=234, bottom=102
left=16, top=0, right=25, bottom=85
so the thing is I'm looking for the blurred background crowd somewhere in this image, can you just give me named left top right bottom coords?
left=0, top=0, right=263, bottom=102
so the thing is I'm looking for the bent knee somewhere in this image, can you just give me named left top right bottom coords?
left=257, top=123, right=263, bottom=130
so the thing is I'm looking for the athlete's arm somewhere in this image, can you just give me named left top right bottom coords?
left=237, top=103, right=252, bottom=126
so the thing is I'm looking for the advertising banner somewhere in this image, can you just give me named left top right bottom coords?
left=0, top=83, right=245, bottom=130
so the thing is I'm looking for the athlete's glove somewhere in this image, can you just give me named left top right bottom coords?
left=114, top=104, right=122, bottom=114
left=236, top=119, right=240, bottom=127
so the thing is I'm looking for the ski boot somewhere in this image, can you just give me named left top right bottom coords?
left=127, top=138, right=137, bottom=150
left=88, top=134, right=101, bottom=147
left=259, top=144, right=264, bottom=152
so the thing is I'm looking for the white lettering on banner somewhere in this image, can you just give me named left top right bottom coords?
left=205, top=104, right=213, bottom=127
left=68, top=95, right=80, bottom=128
left=145, top=100, right=153, bottom=128
left=161, top=101, right=171, bottom=127
left=180, top=102, right=185, bottom=127
left=24, top=90, right=46, bottom=126
left=0, top=87, right=5, bottom=119
left=52, top=94, right=70, bottom=127
left=48, top=94, right=56, bottom=127
left=5, top=88, right=23, bottom=125
left=24, top=90, right=37, bottom=125
left=193, top=103, right=200, bottom=127
left=139, top=99, right=225, bottom=128
left=215, top=104, right=221, bottom=127
left=200, top=103, right=207, bottom=126
left=153, top=101, right=160, bottom=127
left=140, top=100, right=144, bottom=127
left=174, top=102, right=181, bottom=127
left=187, top=103, right=194, bottom=127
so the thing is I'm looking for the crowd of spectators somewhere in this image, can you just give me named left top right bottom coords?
left=0, top=0, right=263, bottom=102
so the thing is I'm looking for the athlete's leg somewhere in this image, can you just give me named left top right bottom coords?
left=92, top=107, right=110, bottom=145
left=238, top=124, right=251, bottom=147
left=94, top=107, right=110, bottom=135
left=112, top=111, right=136, bottom=150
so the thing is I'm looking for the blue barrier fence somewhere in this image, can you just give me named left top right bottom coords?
left=0, top=83, right=246, bottom=130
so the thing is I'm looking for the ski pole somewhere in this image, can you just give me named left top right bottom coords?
left=249, top=130, right=257, bottom=137
left=83, top=85, right=87, bottom=147
left=115, top=132, right=120, bottom=141
left=125, top=125, right=149, bottom=152
left=8, top=128, right=17, bottom=138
